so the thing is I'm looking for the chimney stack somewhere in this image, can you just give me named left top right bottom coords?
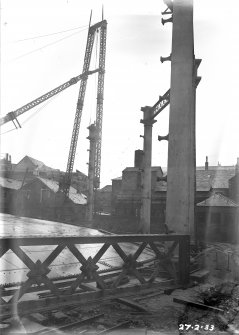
left=205, top=156, right=208, bottom=171
left=236, top=157, right=239, bottom=175
left=134, top=150, right=144, bottom=169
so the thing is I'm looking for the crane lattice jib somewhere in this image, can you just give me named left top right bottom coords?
left=94, top=20, right=107, bottom=189
left=0, top=70, right=99, bottom=127
left=151, top=89, right=170, bottom=119
left=63, top=20, right=107, bottom=195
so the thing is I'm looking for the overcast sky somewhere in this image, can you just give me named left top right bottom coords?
left=1, top=0, right=239, bottom=187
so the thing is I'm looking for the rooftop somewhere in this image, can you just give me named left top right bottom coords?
left=197, top=193, right=239, bottom=207
left=123, top=166, right=163, bottom=173
left=155, top=169, right=236, bottom=192
left=112, top=177, right=122, bottom=181
left=99, top=185, right=112, bottom=192
left=0, top=177, right=22, bottom=190
left=14, top=155, right=59, bottom=172
left=38, top=177, right=87, bottom=205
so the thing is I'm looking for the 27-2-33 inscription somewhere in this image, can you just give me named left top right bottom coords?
left=179, top=324, right=215, bottom=331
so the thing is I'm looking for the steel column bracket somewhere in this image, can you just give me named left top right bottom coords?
left=140, top=118, right=157, bottom=126
left=140, top=106, right=157, bottom=125
left=160, top=54, right=171, bottom=63
left=162, top=16, right=173, bottom=25
left=195, top=58, right=202, bottom=69
left=162, top=8, right=173, bottom=15
left=158, top=134, right=169, bottom=141
left=194, top=59, right=202, bottom=87
left=195, top=77, right=201, bottom=87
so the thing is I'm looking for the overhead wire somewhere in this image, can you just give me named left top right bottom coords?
left=15, top=24, right=88, bottom=42
left=0, top=128, right=17, bottom=136
left=9, top=27, right=88, bottom=62
left=21, top=94, right=61, bottom=126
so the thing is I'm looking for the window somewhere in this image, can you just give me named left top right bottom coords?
left=23, top=190, right=31, bottom=200
left=40, top=188, right=50, bottom=203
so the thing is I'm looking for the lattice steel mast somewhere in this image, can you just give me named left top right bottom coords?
left=63, top=17, right=107, bottom=195
left=94, top=18, right=107, bottom=189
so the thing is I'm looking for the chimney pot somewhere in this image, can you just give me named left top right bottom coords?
left=134, top=150, right=144, bottom=169
left=235, top=158, right=239, bottom=175
left=205, top=156, right=209, bottom=171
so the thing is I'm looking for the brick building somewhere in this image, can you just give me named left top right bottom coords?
left=95, top=185, right=112, bottom=214
left=112, top=153, right=239, bottom=242
left=196, top=193, right=239, bottom=243
left=0, top=177, right=22, bottom=214
left=13, top=177, right=87, bottom=222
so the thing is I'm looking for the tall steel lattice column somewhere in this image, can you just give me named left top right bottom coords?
left=63, top=20, right=107, bottom=196
left=94, top=20, right=107, bottom=189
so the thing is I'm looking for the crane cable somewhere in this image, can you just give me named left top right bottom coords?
left=0, top=94, right=60, bottom=135
left=9, top=27, right=89, bottom=62
left=15, top=24, right=89, bottom=42
left=21, top=94, right=60, bottom=126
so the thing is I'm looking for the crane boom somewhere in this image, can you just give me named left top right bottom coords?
left=150, top=89, right=170, bottom=120
left=149, top=71, right=200, bottom=120
left=63, top=19, right=107, bottom=195
left=0, top=69, right=99, bottom=127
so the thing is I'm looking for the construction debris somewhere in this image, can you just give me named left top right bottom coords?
left=115, top=298, right=151, bottom=314
left=173, top=297, right=224, bottom=313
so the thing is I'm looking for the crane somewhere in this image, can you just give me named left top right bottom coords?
left=63, top=18, right=107, bottom=194
left=1, top=18, right=107, bottom=197
left=0, top=70, right=99, bottom=128
left=147, top=64, right=201, bottom=120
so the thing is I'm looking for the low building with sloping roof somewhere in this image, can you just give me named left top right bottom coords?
left=13, top=177, right=87, bottom=223
left=14, top=155, right=57, bottom=173
left=0, top=177, right=22, bottom=214
left=196, top=193, right=239, bottom=244
left=10, top=155, right=60, bottom=183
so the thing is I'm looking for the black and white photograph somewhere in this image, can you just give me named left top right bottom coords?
left=1, top=0, right=239, bottom=333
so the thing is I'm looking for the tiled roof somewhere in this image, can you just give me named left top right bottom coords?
left=196, top=170, right=214, bottom=191
left=99, top=185, right=112, bottom=192
left=196, top=165, right=235, bottom=171
left=123, top=167, right=142, bottom=172
left=75, top=170, right=87, bottom=178
left=16, top=156, right=59, bottom=172
left=197, top=193, right=238, bottom=207
left=123, top=166, right=162, bottom=173
left=154, top=169, right=236, bottom=192
left=0, top=177, right=22, bottom=190
left=38, top=177, right=87, bottom=205
left=27, top=156, right=45, bottom=168
left=211, top=170, right=236, bottom=189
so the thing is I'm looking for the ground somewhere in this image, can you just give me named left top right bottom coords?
left=3, top=280, right=239, bottom=334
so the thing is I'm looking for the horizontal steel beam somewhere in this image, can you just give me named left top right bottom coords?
left=0, top=234, right=189, bottom=246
